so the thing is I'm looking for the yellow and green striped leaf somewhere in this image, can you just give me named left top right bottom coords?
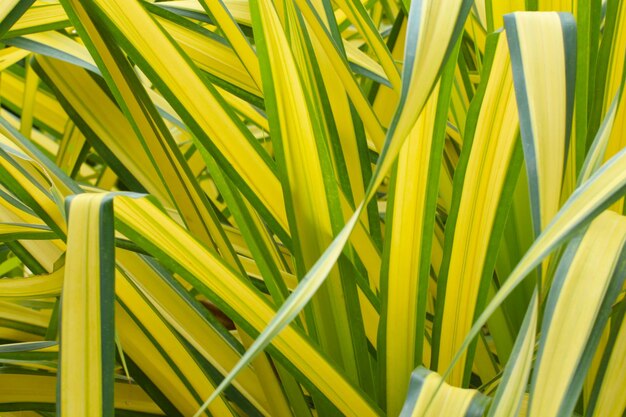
left=528, top=211, right=626, bottom=417
left=399, top=367, right=489, bottom=417
left=433, top=31, right=521, bottom=386
left=0, top=370, right=163, bottom=415
left=505, top=12, right=576, bottom=234
left=58, top=193, right=115, bottom=417
left=0, top=0, right=37, bottom=38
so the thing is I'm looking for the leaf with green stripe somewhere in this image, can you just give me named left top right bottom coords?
left=195, top=0, right=262, bottom=90
left=505, top=11, right=576, bottom=235
left=0, top=0, right=37, bottom=38
left=3, top=2, right=69, bottom=39
left=378, top=38, right=458, bottom=414
left=528, top=210, right=626, bottom=417
left=398, top=367, right=489, bottom=417
left=0, top=222, right=55, bottom=241
left=0, top=369, right=163, bottom=415
left=0, top=267, right=63, bottom=299
left=58, top=193, right=115, bottom=417
left=433, top=30, right=522, bottom=386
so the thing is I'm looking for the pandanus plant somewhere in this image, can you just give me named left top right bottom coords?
left=0, top=0, right=624, bottom=416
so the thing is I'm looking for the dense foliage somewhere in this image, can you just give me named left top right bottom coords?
left=0, top=0, right=624, bottom=416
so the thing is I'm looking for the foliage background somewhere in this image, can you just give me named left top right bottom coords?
left=0, top=0, right=624, bottom=416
